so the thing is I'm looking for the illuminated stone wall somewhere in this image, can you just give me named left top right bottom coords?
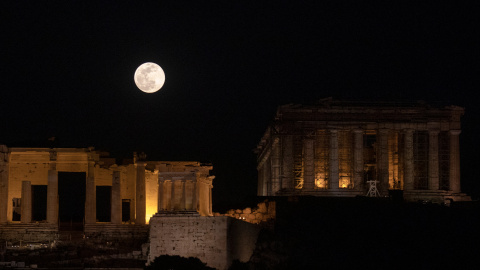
left=148, top=215, right=261, bottom=270
left=145, top=170, right=158, bottom=223
left=256, top=100, right=470, bottom=202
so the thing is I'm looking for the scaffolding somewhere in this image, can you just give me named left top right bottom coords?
left=366, top=180, right=380, bottom=197
left=293, top=135, right=304, bottom=189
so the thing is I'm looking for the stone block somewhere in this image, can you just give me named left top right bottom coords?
left=256, top=202, right=267, bottom=213
left=149, top=215, right=260, bottom=270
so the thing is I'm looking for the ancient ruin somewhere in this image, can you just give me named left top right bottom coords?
left=256, top=99, right=470, bottom=203
left=0, top=146, right=213, bottom=229
left=0, top=146, right=259, bottom=269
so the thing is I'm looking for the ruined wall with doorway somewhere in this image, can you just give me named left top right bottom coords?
left=0, top=147, right=215, bottom=226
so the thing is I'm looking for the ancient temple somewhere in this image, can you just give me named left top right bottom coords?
left=256, top=99, right=470, bottom=203
left=0, top=146, right=214, bottom=225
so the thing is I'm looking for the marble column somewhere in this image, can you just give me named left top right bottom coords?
left=449, top=130, right=461, bottom=193
left=281, top=135, right=294, bottom=190
left=377, top=129, right=389, bottom=194
left=85, top=161, right=96, bottom=224
left=403, top=129, right=414, bottom=191
left=329, top=130, right=339, bottom=190
left=271, top=139, right=281, bottom=194
left=46, top=167, right=58, bottom=225
left=164, top=180, right=172, bottom=211
left=157, top=178, right=164, bottom=211
left=209, top=187, right=213, bottom=215
left=0, top=159, right=8, bottom=224
left=263, top=159, right=270, bottom=195
left=303, top=139, right=315, bottom=191
left=135, top=161, right=146, bottom=224
left=353, top=129, right=364, bottom=191
left=193, top=181, right=198, bottom=211
left=111, top=171, right=121, bottom=224
left=185, top=180, right=194, bottom=210
left=171, top=179, right=176, bottom=210
left=428, top=130, right=440, bottom=190
left=21, top=181, right=32, bottom=223
left=180, top=180, right=186, bottom=210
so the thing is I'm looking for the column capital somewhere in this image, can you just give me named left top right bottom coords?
left=428, top=130, right=440, bottom=135
left=352, top=129, right=364, bottom=134
left=378, top=128, right=389, bottom=134
left=49, top=150, right=57, bottom=161
left=449, top=130, right=461, bottom=136
left=135, top=161, right=147, bottom=168
left=329, top=129, right=338, bottom=134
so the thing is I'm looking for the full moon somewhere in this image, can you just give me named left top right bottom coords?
left=134, top=62, right=165, bottom=93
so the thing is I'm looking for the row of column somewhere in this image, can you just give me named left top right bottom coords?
left=403, top=129, right=461, bottom=193
left=280, top=129, right=461, bottom=193
left=157, top=177, right=198, bottom=212
left=17, top=167, right=60, bottom=224
left=18, top=168, right=124, bottom=225
left=8, top=163, right=208, bottom=225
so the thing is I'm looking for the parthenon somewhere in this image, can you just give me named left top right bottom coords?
left=256, top=99, right=470, bottom=203
left=0, top=146, right=214, bottom=225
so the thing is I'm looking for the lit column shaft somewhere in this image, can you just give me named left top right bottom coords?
left=111, top=171, right=121, bottom=224
left=378, top=129, right=389, bottom=193
left=303, top=139, right=315, bottom=190
left=180, top=180, right=186, bottom=210
left=135, top=161, right=146, bottom=224
left=282, top=135, right=294, bottom=190
left=428, top=130, right=440, bottom=190
left=193, top=181, right=198, bottom=212
left=46, top=168, right=58, bottom=225
left=85, top=161, right=96, bottom=224
left=271, top=139, right=281, bottom=195
left=449, top=130, right=461, bottom=193
left=0, top=150, right=8, bottom=223
left=403, top=129, right=414, bottom=191
left=21, top=181, right=32, bottom=223
left=353, top=129, right=364, bottom=191
left=157, top=178, right=164, bottom=211
left=171, top=179, right=175, bottom=210
left=329, top=130, right=339, bottom=189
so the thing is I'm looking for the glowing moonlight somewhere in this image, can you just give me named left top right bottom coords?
left=134, top=62, right=165, bottom=93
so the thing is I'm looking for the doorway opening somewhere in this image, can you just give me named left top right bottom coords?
left=122, top=199, right=131, bottom=222
left=58, top=172, right=86, bottom=231
left=96, top=186, right=111, bottom=222
left=32, top=185, right=47, bottom=221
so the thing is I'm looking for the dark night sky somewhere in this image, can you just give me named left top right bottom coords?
left=1, top=1, right=479, bottom=209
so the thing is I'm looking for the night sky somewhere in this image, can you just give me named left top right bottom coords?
left=2, top=1, right=479, bottom=210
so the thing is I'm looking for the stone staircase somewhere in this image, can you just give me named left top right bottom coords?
left=0, top=223, right=58, bottom=243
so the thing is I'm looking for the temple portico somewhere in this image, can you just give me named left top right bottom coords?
left=0, top=147, right=214, bottom=225
left=256, top=100, right=470, bottom=203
